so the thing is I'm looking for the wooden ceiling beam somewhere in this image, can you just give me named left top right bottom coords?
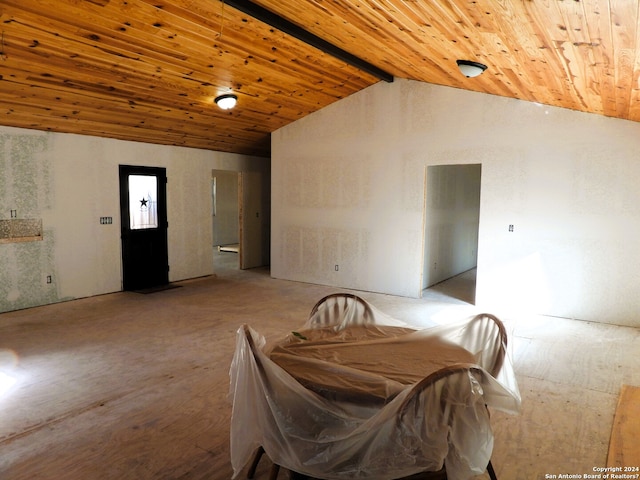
left=223, top=0, right=394, bottom=83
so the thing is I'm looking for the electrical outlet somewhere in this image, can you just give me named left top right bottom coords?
left=334, top=265, right=339, bottom=271
left=46, top=275, right=52, bottom=284
left=508, top=224, right=514, bottom=232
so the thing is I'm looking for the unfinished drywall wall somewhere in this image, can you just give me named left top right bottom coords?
left=272, top=78, right=640, bottom=327
left=0, top=126, right=268, bottom=314
left=272, top=87, right=424, bottom=298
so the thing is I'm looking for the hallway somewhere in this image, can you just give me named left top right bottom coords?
left=0, top=268, right=638, bottom=479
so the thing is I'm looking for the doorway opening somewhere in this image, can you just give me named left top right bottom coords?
left=422, top=164, right=481, bottom=303
left=211, top=169, right=265, bottom=272
left=212, top=170, right=240, bottom=272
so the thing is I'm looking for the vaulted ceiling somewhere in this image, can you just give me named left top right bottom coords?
left=1, top=0, right=640, bottom=158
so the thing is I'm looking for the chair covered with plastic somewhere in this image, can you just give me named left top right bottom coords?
left=230, top=295, right=520, bottom=480
left=307, top=293, right=411, bottom=331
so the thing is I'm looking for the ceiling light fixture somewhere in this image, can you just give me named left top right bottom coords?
left=456, top=60, right=487, bottom=78
left=215, top=93, right=237, bottom=110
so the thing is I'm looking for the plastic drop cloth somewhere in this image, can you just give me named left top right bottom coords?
left=229, top=297, right=521, bottom=480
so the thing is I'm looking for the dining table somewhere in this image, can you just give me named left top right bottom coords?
left=229, top=302, right=521, bottom=480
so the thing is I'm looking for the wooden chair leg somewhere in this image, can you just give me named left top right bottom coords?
left=268, top=463, right=280, bottom=480
left=487, top=460, right=498, bottom=480
left=247, top=446, right=265, bottom=479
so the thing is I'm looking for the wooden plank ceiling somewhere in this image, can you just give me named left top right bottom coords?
left=1, top=0, right=640, bottom=158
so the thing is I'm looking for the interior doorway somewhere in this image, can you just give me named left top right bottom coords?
left=212, top=170, right=240, bottom=271
left=422, top=164, right=481, bottom=302
left=211, top=169, right=265, bottom=271
left=119, top=165, right=169, bottom=290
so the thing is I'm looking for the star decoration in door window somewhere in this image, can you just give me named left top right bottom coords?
left=140, top=198, right=148, bottom=208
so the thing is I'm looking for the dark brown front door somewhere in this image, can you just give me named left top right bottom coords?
left=119, top=165, right=169, bottom=291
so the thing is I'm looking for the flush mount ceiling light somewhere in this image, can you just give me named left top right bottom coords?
left=214, top=93, right=237, bottom=110
left=456, top=60, right=487, bottom=78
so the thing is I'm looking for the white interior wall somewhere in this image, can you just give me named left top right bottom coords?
left=272, top=78, right=640, bottom=327
left=0, top=126, right=267, bottom=313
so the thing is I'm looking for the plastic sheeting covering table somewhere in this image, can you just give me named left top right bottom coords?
left=229, top=295, right=521, bottom=480
left=269, top=325, right=477, bottom=405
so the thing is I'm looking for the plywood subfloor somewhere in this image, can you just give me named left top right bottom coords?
left=0, top=267, right=639, bottom=479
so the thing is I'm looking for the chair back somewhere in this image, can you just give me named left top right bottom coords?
left=397, top=363, right=484, bottom=420
left=307, top=293, right=375, bottom=330
left=395, top=363, right=495, bottom=480
left=460, top=313, right=507, bottom=377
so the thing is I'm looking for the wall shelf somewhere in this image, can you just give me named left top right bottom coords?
left=0, top=219, right=43, bottom=244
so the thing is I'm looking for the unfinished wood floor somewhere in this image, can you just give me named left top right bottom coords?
left=1, top=267, right=639, bottom=480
